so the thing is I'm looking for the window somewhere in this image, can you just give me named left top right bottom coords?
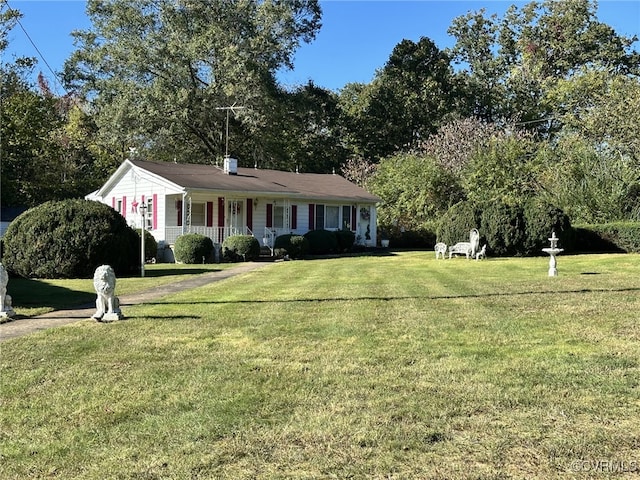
left=145, top=198, right=153, bottom=229
left=312, top=204, right=353, bottom=230
left=274, top=205, right=284, bottom=229
left=325, top=206, right=339, bottom=229
left=191, top=203, right=205, bottom=226
left=342, top=206, right=352, bottom=230
left=116, top=199, right=123, bottom=214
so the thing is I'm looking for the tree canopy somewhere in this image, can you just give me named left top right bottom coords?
left=2, top=0, right=639, bottom=228
left=63, top=0, right=322, bottom=166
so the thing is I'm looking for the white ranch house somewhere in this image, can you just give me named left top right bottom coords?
left=87, top=158, right=381, bottom=261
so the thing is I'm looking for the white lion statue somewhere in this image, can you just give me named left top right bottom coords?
left=0, top=263, right=14, bottom=317
left=0, top=263, right=8, bottom=310
left=92, top=265, right=122, bottom=321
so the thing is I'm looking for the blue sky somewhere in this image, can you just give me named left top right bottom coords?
left=4, top=0, right=639, bottom=94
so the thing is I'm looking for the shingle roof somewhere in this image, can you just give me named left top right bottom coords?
left=130, top=159, right=380, bottom=203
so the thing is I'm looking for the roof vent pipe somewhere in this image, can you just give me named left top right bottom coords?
left=224, top=156, right=238, bottom=175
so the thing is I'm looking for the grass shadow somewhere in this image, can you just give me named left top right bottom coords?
left=8, top=278, right=95, bottom=310
left=138, top=268, right=218, bottom=278
left=303, top=250, right=398, bottom=261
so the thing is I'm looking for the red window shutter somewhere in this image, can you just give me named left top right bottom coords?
left=122, top=196, right=127, bottom=219
left=206, top=201, right=214, bottom=227
left=152, top=194, right=158, bottom=230
left=351, top=206, right=357, bottom=231
left=308, top=204, right=315, bottom=230
left=246, top=198, right=253, bottom=231
left=112, top=197, right=116, bottom=209
left=266, top=203, right=273, bottom=228
left=218, top=197, right=224, bottom=227
left=217, top=198, right=225, bottom=227
left=291, top=205, right=297, bottom=230
left=177, top=200, right=182, bottom=227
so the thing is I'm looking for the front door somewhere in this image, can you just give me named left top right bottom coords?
left=228, top=199, right=244, bottom=234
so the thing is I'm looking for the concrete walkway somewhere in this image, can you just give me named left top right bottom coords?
left=0, top=262, right=269, bottom=342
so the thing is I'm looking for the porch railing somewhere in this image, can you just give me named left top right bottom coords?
left=164, top=226, right=253, bottom=245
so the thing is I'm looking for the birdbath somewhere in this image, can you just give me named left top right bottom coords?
left=542, top=231, right=564, bottom=277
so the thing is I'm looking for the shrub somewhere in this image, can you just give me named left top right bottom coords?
left=436, top=202, right=481, bottom=246
left=2, top=199, right=139, bottom=279
left=274, top=234, right=309, bottom=259
left=304, top=229, right=339, bottom=255
left=479, top=202, right=526, bottom=257
left=222, top=235, right=260, bottom=262
left=334, top=229, right=356, bottom=252
left=383, top=225, right=436, bottom=249
left=289, top=235, right=310, bottom=258
left=174, top=233, right=214, bottom=264
left=136, top=229, right=159, bottom=262
left=273, top=234, right=293, bottom=251
left=522, top=199, right=574, bottom=255
left=574, top=222, right=640, bottom=253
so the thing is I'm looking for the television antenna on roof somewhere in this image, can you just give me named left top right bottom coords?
left=215, top=104, right=245, bottom=158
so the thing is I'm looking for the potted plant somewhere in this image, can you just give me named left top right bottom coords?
left=379, top=228, right=390, bottom=248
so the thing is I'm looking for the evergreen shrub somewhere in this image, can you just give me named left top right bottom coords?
left=522, top=199, right=574, bottom=255
left=436, top=202, right=481, bottom=246
left=222, top=235, right=260, bottom=262
left=334, top=229, right=356, bottom=252
left=174, top=233, right=214, bottom=264
left=438, top=199, right=574, bottom=256
left=574, top=222, right=640, bottom=253
left=304, top=229, right=338, bottom=255
left=2, top=199, right=139, bottom=278
left=274, top=234, right=309, bottom=259
left=479, top=202, right=526, bottom=256
left=383, top=225, right=436, bottom=249
left=136, top=229, right=158, bottom=262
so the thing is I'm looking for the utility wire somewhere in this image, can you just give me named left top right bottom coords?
left=3, top=0, right=66, bottom=94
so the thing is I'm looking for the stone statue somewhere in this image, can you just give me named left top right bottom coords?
left=0, top=263, right=15, bottom=319
left=92, top=265, right=123, bottom=322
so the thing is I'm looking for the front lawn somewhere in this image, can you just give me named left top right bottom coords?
left=2, top=252, right=639, bottom=479
left=5, top=263, right=241, bottom=317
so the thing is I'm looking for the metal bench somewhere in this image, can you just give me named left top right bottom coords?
left=448, top=229, right=480, bottom=260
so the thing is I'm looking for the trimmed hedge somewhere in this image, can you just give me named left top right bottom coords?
left=174, top=233, right=214, bottom=264
left=381, top=225, right=437, bottom=249
left=222, top=235, right=260, bottom=262
left=574, top=222, right=640, bottom=253
left=2, top=199, right=139, bottom=278
left=274, top=234, right=309, bottom=259
left=335, top=229, right=356, bottom=252
left=303, top=229, right=339, bottom=255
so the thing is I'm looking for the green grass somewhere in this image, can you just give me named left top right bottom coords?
left=2, top=252, right=640, bottom=479
left=5, top=263, right=240, bottom=317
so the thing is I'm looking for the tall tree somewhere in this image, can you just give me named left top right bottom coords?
left=63, top=0, right=322, bottom=166
left=547, top=69, right=640, bottom=164
left=448, top=0, right=639, bottom=134
left=369, top=153, right=463, bottom=230
left=275, top=81, right=348, bottom=173
left=338, top=37, right=457, bottom=161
